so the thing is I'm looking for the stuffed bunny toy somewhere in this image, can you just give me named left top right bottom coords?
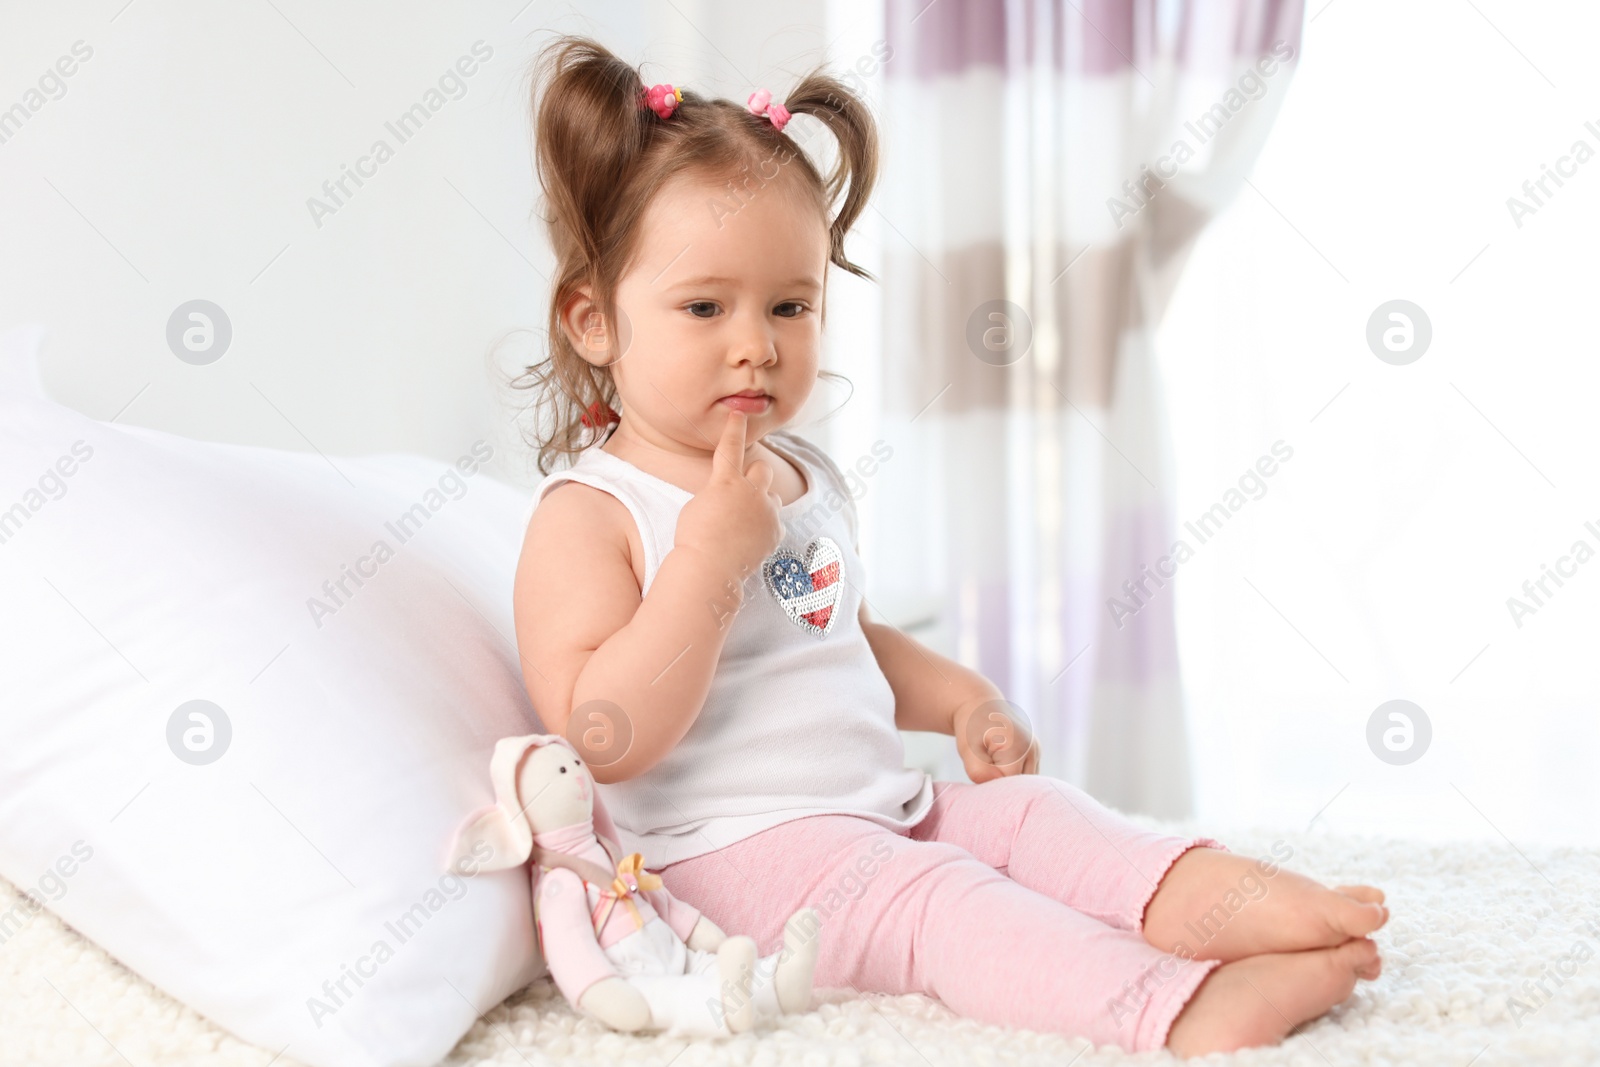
left=447, top=733, right=820, bottom=1037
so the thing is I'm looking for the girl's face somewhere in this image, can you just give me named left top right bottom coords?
left=594, top=170, right=830, bottom=455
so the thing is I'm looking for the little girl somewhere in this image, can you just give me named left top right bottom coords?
left=511, top=35, right=1388, bottom=1056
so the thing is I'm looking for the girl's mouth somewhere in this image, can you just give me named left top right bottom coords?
left=718, top=394, right=771, bottom=413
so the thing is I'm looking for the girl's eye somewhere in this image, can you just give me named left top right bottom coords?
left=775, top=302, right=807, bottom=318
left=686, top=301, right=718, bottom=318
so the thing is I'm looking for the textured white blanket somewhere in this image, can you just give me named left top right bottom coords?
left=4, top=819, right=1598, bottom=1066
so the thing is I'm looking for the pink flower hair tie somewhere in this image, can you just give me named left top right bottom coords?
left=643, top=83, right=682, bottom=119
left=746, top=88, right=791, bottom=131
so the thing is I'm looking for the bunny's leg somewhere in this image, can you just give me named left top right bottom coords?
left=626, top=923, right=756, bottom=1037
left=623, top=972, right=732, bottom=1037
left=747, top=907, right=820, bottom=1018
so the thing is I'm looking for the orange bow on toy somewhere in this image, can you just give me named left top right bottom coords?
left=590, top=852, right=662, bottom=933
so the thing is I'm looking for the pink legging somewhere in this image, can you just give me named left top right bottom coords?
left=657, top=774, right=1229, bottom=1052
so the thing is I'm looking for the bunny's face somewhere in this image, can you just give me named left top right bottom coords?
left=514, top=741, right=594, bottom=834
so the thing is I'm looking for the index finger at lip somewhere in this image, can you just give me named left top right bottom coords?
left=714, top=407, right=746, bottom=475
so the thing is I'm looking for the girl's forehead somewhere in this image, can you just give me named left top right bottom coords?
left=631, top=172, right=829, bottom=286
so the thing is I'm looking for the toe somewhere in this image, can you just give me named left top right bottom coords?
left=1335, top=884, right=1386, bottom=905
left=1332, top=937, right=1379, bottom=976
left=1331, top=893, right=1388, bottom=938
left=1347, top=937, right=1382, bottom=980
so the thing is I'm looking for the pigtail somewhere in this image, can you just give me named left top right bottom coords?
left=776, top=68, right=880, bottom=283
left=532, top=35, right=649, bottom=271
left=521, top=36, right=654, bottom=473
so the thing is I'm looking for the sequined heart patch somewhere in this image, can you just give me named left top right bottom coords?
left=763, top=536, right=843, bottom=638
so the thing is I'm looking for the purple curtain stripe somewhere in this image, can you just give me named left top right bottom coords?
left=1176, top=0, right=1305, bottom=70
left=885, top=0, right=1302, bottom=80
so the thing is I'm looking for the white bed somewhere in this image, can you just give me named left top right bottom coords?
left=6, top=817, right=1596, bottom=1066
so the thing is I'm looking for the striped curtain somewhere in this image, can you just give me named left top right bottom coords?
left=871, top=0, right=1304, bottom=817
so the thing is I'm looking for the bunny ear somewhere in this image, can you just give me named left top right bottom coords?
left=441, top=733, right=557, bottom=875
left=455, top=732, right=629, bottom=871
left=447, top=803, right=531, bottom=873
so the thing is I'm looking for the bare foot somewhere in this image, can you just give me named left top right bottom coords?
left=1165, top=938, right=1381, bottom=1057
left=1142, top=847, right=1388, bottom=962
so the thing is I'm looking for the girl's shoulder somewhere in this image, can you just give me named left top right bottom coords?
left=521, top=453, right=648, bottom=593
left=765, top=429, right=846, bottom=493
left=522, top=439, right=646, bottom=541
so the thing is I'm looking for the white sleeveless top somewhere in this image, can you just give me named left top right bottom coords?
left=528, top=426, right=935, bottom=869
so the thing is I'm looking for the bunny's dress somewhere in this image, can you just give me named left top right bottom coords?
left=530, top=820, right=787, bottom=1037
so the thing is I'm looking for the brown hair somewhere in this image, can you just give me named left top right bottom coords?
left=512, top=34, right=880, bottom=475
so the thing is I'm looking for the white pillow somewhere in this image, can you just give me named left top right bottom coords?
left=0, top=324, right=546, bottom=1067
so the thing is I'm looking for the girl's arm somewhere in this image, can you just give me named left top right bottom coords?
left=513, top=482, right=749, bottom=786
left=857, top=600, right=1001, bottom=736
left=516, top=412, right=782, bottom=786
left=859, top=599, right=1039, bottom=780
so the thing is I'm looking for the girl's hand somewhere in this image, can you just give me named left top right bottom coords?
left=953, top=695, right=1040, bottom=783
left=673, top=409, right=785, bottom=584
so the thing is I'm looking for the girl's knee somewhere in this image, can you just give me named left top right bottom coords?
left=932, top=772, right=1063, bottom=810
left=976, top=771, right=1088, bottom=818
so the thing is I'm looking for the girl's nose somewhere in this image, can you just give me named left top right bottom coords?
left=732, top=346, right=777, bottom=371
left=728, top=316, right=778, bottom=366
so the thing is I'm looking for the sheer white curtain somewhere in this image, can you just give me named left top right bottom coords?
left=855, top=0, right=1305, bottom=817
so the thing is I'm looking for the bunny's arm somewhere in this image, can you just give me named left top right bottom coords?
left=536, top=868, right=621, bottom=1008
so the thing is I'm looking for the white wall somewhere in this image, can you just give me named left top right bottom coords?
left=0, top=0, right=843, bottom=493
left=24, top=0, right=1584, bottom=847
left=2, top=0, right=950, bottom=766
left=1158, top=0, right=1600, bottom=846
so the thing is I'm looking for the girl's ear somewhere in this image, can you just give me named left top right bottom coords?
left=559, top=286, right=622, bottom=368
